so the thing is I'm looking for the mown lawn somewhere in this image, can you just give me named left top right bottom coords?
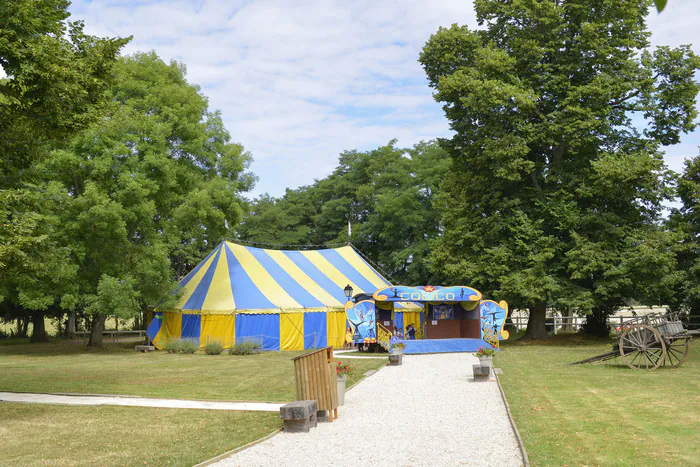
left=0, top=340, right=386, bottom=402
left=0, top=404, right=279, bottom=466
left=495, top=335, right=700, bottom=466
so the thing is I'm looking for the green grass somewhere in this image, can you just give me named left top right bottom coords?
left=0, top=404, right=279, bottom=466
left=0, top=340, right=386, bottom=402
left=495, top=334, right=700, bottom=466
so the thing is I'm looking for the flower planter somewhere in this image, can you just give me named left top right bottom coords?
left=478, top=356, right=493, bottom=372
left=337, top=374, right=347, bottom=406
left=391, top=348, right=403, bottom=355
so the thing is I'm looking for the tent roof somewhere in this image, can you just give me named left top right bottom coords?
left=163, top=241, right=416, bottom=314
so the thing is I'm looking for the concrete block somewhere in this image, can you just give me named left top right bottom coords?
left=473, top=364, right=490, bottom=382
left=317, top=410, right=330, bottom=422
left=283, top=418, right=311, bottom=433
left=135, top=345, right=155, bottom=353
left=279, top=400, right=317, bottom=420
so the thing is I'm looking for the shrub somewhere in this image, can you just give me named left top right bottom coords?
left=229, top=340, right=261, bottom=355
left=179, top=339, right=198, bottom=354
left=204, top=340, right=224, bottom=355
left=163, top=338, right=199, bottom=354
left=164, top=338, right=181, bottom=354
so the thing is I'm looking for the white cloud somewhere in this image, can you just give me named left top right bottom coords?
left=68, top=0, right=700, bottom=197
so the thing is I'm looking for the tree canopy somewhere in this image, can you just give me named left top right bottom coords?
left=419, top=0, right=699, bottom=337
left=238, top=140, right=449, bottom=285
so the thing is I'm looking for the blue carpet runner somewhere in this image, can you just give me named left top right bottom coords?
left=401, top=338, right=486, bottom=354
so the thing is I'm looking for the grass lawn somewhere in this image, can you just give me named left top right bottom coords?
left=495, top=334, right=700, bottom=466
left=0, top=340, right=386, bottom=402
left=0, top=403, right=279, bottom=466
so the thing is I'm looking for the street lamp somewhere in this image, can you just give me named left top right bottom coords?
left=344, top=284, right=353, bottom=302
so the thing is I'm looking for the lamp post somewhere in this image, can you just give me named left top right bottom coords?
left=344, top=284, right=353, bottom=303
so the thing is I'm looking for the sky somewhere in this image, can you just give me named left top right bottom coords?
left=64, top=0, right=700, bottom=198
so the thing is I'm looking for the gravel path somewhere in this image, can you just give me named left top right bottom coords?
left=214, top=353, right=523, bottom=467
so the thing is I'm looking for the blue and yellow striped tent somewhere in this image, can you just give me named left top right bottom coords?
left=147, top=242, right=414, bottom=351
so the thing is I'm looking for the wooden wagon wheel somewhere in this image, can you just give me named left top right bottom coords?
left=664, top=338, right=690, bottom=368
left=619, top=324, right=666, bottom=370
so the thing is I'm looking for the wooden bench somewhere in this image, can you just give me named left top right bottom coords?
left=473, top=364, right=490, bottom=382
left=135, top=345, right=155, bottom=353
left=280, top=400, right=318, bottom=433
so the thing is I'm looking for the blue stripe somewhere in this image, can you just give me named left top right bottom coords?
left=303, top=312, right=327, bottom=349
left=225, top=244, right=277, bottom=310
left=183, top=248, right=221, bottom=310
left=236, top=313, right=280, bottom=350
left=283, top=251, right=347, bottom=304
left=319, top=249, right=381, bottom=295
left=180, top=314, right=201, bottom=344
left=146, top=312, right=162, bottom=342
left=179, top=243, right=221, bottom=288
left=246, top=247, right=325, bottom=308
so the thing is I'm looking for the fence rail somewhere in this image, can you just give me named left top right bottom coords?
left=509, top=315, right=700, bottom=334
left=75, top=330, right=146, bottom=342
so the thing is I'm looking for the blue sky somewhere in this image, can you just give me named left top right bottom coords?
left=67, top=0, right=700, bottom=198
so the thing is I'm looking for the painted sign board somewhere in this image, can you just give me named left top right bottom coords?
left=345, top=300, right=377, bottom=344
left=373, top=285, right=482, bottom=303
left=480, top=300, right=510, bottom=348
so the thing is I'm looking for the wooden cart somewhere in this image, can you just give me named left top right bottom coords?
left=572, top=313, right=698, bottom=370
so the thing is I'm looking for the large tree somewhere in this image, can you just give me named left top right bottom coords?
left=420, top=0, right=699, bottom=338
left=0, top=0, right=128, bottom=342
left=668, top=153, right=700, bottom=326
left=42, top=52, right=254, bottom=345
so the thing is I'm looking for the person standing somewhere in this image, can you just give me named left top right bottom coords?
left=406, top=324, right=416, bottom=340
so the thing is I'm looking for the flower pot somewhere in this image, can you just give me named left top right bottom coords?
left=478, top=356, right=493, bottom=371
left=391, top=348, right=403, bottom=355
left=337, top=374, right=347, bottom=406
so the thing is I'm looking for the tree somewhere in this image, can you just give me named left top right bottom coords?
left=238, top=140, right=449, bottom=284
left=668, top=153, right=700, bottom=327
left=420, top=0, right=699, bottom=338
left=42, top=52, right=254, bottom=346
left=0, top=0, right=128, bottom=342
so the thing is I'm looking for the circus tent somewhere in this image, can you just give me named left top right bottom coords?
left=146, top=241, right=416, bottom=350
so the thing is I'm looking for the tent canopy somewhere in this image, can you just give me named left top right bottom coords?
left=159, top=241, right=415, bottom=314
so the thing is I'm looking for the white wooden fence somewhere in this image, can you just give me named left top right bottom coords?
left=509, top=315, right=699, bottom=334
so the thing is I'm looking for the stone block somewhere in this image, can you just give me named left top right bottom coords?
left=473, top=364, right=490, bottom=382
left=283, top=418, right=311, bottom=433
left=316, top=410, right=330, bottom=422
left=388, top=354, right=402, bottom=366
left=135, top=345, right=155, bottom=353
left=279, top=400, right=317, bottom=420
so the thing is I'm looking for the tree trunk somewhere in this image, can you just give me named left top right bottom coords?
left=65, top=312, right=76, bottom=338
left=582, top=308, right=610, bottom=337
left=520, top=302, right=549, bottom=340
left=559, top=306, right=573, bottom=332
left=21, top=315, right=30, bottom=337
left=30, top=312, right=50, bottom=343
left=87, top=315, right=107, bottom=347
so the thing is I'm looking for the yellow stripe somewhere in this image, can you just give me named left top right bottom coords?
left=301, top=250, right=363, bottom=294
left=175, top=249, right=220, bottom=309
left=201, top=249, right=236, bottom=311
left=226, top=242, right=302, bottom=309
left=280, top=313, right=304, bottom=351
left=336, top=246, right=390, bottom=289
left=265, top=249, right=343, bottom=308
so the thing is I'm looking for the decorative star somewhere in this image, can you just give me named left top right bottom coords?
left=424, top=285, right=435, bottom=292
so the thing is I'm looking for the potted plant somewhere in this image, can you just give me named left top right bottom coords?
left=474, top=346, right=496, bottom=370
left=336, top=360, right=354, bottom=406
left=391, top=342, right=406, bottom=355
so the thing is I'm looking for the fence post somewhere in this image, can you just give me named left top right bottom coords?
left=553, top=315, right=558, bottom=335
